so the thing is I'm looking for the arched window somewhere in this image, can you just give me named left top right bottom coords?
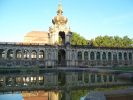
left=97, top=74, right=101, bottom=82
left=84, top=51, right=88, bottom=60
left=102, top=52, right=106, bottom=60
left=129, top=53, right=132, bottom=60
left=39, top=50, right=44, bottom=59
left=0, top=49, right=5, bottom=59
left=90, top=52, right=95, bottom=60
left=113, top=53, right=117, bottom=61
left=16, top=50, right=22, bottom=59
left=108, top=52, right=112, bottom=60
left=124, top=52, right=127, bottom=60
left=72, top=52, right=75, bottom=60
left=48, top=52, right=51, bottom=60
left=96, top=52, right=100, bottom=60
left=103, top=75, right=107, bottom=82
left=78, top=73, right=82, bottom=81
left=84, top=73, right=89, bottom=83
left=31, top=50, right=37, bottom=59
left=7, top=49, right=14, bottom=59
left=59, top=31, right=65, bottom=45
left=23, top=50, right=29, bottom=59
left=118, top=52, right=122, bottom=60
left=90, top=74, right=95, bottom=83
left=77, top=51, right=82, bottom=60
left=109, top=75, right=113, bottom=82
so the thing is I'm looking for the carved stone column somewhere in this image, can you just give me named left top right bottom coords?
left=89, top=74, right=91, bottom=83
left=4, top=49, right=8, bottom=60
left=37, top=50, right=39, bottom=60
left=82, top=51, right=84, bottom=61
left=94, top=51, right=96, bottom=60
left=95, top=74, right=97, bottom=83
left=13, top=49, right=16, bottom=59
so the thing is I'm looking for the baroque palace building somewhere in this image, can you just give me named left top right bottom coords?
left=0, top=2, right=133, bottom=68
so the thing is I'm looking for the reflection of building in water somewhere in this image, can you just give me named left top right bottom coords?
left=85, top=88, right=133, bottom=100
left=22, top=91, right=59, bottom=100
left=22, top=91, right=48, bottom=100
left=0, top=69, right=132, bottom=100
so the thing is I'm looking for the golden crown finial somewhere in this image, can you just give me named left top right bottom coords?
left=57, top=0, right=63, bottom=15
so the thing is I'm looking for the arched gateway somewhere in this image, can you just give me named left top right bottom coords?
left=58, top=49, right=66, bottom=66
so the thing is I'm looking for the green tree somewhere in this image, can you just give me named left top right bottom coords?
left=122, top=36, right=132, bottom=47
left=71, top=32, right=88, bottom=45
left=113, top=36, right=123, bottom=47
left=92, top=35, right=133, bottom=47
left=70, top=32, right=132, bottom=47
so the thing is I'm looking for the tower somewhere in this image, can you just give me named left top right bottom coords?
left=49, top=0, right=72, bottom=46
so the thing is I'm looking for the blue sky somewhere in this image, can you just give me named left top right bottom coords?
left=0, top=0, right=133, bottom=42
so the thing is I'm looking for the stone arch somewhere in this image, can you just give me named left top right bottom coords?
left=58, top=72, right=66, bottom=86
left=90, top=51, right=95, bottom=60
left=97, top=74, right=101, bottom=82
left=90, top=74, right=95, bottom=83
left=84, top=72, right=89, bottom=83
left=7, top=49, right=14, bottom=59
left=108, top=52, right=112, bottom=60
left=102, top=52, right=106, bottom=60
left=113, top=53, right=117, bottom=61
left=59, top=31, right=65, bottom=45
left=23, top=49, right=30, bottom=59
left=109, top=75, right=113, bottom=82
left=48, top=52, right=51, bottom=60
left=84, top=51, right=88, bottom=60
left=77, top=51, right=82, bottom=60
left=39, top=50, right=44, bottom=59
left=124, top=52, right=127, bottom=60
left=118, top=52, right=122, bottom=60
left=58, top=49, right=66, bottom=65
left=31, top=50, right=37, bottom=59
left=71, top=50, right=75, bottom=60
left=103, top=75, right=107, bottom=82
left=78, top=72, right=82, bottom=81
left=129, top=52, right=132, bottom=60
left=16, top=49, right=22, bottom=59
left=96, top=52, right=100, bottom=60
left=0, top=49, right=5, bottom=59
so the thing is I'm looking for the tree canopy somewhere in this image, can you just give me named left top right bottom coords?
left=71, top=32, right=133, bottom=47
left=92, top=35, right=133, bottom=47
left=71, top=32, right=88, bottom=45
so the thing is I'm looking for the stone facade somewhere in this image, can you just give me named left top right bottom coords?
left=0, top=43, right=132, bottom=67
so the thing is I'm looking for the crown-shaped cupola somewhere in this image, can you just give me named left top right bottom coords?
left=52, top=1, right=68, bottom=25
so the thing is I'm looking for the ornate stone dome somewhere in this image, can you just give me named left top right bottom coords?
left=52, top=15, right=68, bottom=25
left=24, top=31, right=49, bottom=44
